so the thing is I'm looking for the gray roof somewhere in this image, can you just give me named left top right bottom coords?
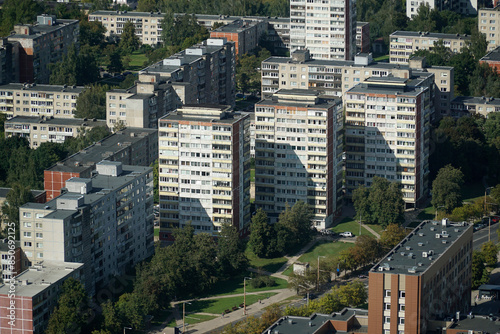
left=0, top=261, right=83, bottom=297
left=346, top=77, right=427, bottom=96
left=8, top=19, right=78, bottom=40
left=480, top=46, right=500, bottom=62
left=5, top=116, right=107, bottom=127
left=262, top=55, right=412, bottom=70
left=0, top=187, right=44, bottom=200
left=371, top=220, right=473, bottom=275
left=46, top=127, right=157, bottom=173
left=257, top=89, right=341, bottom=108
left=0, top=83, right=85, bottom=94
left=161, top=106, right=248, bottom=125
left=390, top=30, right=471, bottom=40
left=213, top=19, right=261, bottom=32
left=448, top=315, right=500, bottom=332
left=451, top=96, right=500, bottom=106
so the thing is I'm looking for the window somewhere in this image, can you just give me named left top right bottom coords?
left=24, top=242, right=32, bottom=247
left=384, top=303, right=391, bottom=310
left=399, top=318, right=405, bottom=325
left=36, top=243, right=43, bottom=248
left=36, top=223, right=43, bottom=228
left=36, top=252, right=43, bottom=259
left=23, top=222, right=32, bottom=228
left=399, top=304, right=405, bottom=311
left=384, top=316, right=390, bottom=323
left=23, top=232, right=32, bottom=238
left=399, top=291, right=406, bottom=298
left=384, top=290, right=391, bottom=297
left=36, top=233, right=43, bottom=239
left=22, top=212, right=31, bottom=218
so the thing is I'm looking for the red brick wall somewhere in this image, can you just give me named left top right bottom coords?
left=480, top=60, right=500, bottom=73
left=0, top=295, right=33, bottom=333
left=405, top=275, right=421, bottom=334
left=368, top=272, right=384, bottom=332
left=44, top=171, right=81, bottom=201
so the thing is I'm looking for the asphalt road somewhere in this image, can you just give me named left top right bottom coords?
left=473, top=222, right=499, bottom=250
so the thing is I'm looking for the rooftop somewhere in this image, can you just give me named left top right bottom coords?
left=0, top=261, right=83, bottom=297
left=5, top=116, right=106, bottom=127
left=346, top=76, right=428, bottom=96
left=213, top=19, right=262, bottom=32
left=0, top=83, right=84, bottom=93
left=480, top=46, right=500, bottom=62
left=390, top=30, right=471, bottom=40
left=8, top=19, right=78, bottom=40
left=371, top=220, right=473, bottom=275
left=448, top=315, right=500, bottom=332
left=257, top=89, right=341, bottom=108
left=46, top=127, right=157, bottom=173
left=160, top=105, right=248, bottom=124
left=451, top=96, right=500, bottom=106
left=0, top=187, right=44, bottom=200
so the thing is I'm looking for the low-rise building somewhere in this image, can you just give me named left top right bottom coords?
left=406, top=0, right=477, bottom=18
left=446, top=315, right=500, bottom=333
left=389, top=31, right=470, bottom=64
left=450, top=95, right=500, bottom=117
left=210, top=19, right=267, bottom=56
left=0, top=240, right=28, bottom=284
left=356, top=22, right=370, bottom=54
left=479, top=45, right=500, bottom=72
left=368, top=219, right=473, bottom=333
left=479, top=5, right=500, bottom=52
left=0, top=83, right=84, bottom=119
left=7, top=15, right=79, bottom=84
left=5, top=116, right=106, bottom=148
left=43, top=127, right=158, bottom=201
left=0, top=39, right=19, bottom=85
left=0, top=261, right=83, bottom=334
left=21, top=161, right=154, bottom=296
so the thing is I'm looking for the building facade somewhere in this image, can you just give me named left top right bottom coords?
left=479, top=5, right=500, bottom=51
left=344, top=77, right=431, bottom=208
left=210, top=19, right=267, bottom=56
left=406, top=0, right=477, bottom=18
left=479, top=45, right=500, bottom=72
left=0, top=39, right=19, bottom=85
left=450, top=95, right=500, bottom=117
left=0, top=261, right=83, bottom=334
left=356, top=22, right=370, bottom=53
left=389, top=31, right=470, bottom=64
left=44, top=127, right=158, bottom=201
left=368, top=219, right=473, bottom=333
left=290, top=0, right=356, bottom=60
left=158, top=106, right=251, bottom=240
left=0, top=83, right=84, bottom=119
left=20, top=161, right=154, bottom=296
left=5, top=116, right=106, bottom=149
left=254, top=90, right=343, bottom=228
left=8, top=15, right=79, bottom=84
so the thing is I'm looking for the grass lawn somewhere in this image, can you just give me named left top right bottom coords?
left=250, top=169, right=255, bottom=182
left=246, top=246, right=288, bottom=273
left=188, top=293, right=277, bottom=315
left=154, top=227, right=159, bottom=237
left=183, top=313, right=217, bottom=325
left=199, top=272, right=288, bottom=298
left=373, top=54, right=389, bottom=62
left=330, top=217, right=375, bottom=237
left=364, top=223, right=384, bottom=235
left=124, top=50, right=149, bottom=71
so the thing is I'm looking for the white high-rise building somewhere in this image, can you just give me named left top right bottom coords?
left=290, top=0, right=356, bottom=60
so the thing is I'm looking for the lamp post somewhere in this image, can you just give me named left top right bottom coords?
left=123, top=327, right=132, bottom=334
left=317, top=256, right=326, bottom=291
left=182, top=302, right=191, bottom=333
left=244, top=277, right=252, bottom=316
left=485, top=186, right=494, bottom=242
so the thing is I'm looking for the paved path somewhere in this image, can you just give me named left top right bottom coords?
left=360, top=223, right=380, bottom=238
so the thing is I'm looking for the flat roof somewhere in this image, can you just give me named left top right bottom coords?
left=346, top=77, right=427, bottom=96
left=0, top=261, right=83, bottom=297
left=451, top=96, right=500, bottom=106
left=0, top=83, right=84, bottom=94
left=391, top=30, right=471, bottom=40
left=371, top=220, right=473, bottom=275
left=257, top=89, right=341, bottom=108
left=46, top=127, right=157, bottom=173
left=5, top=116, right=107, bottom=127
left=448, top=315, right=500, bottom=332
left=262, top=55, right=412, bottom=70
left=8, top=19, right=78, bottom=40
left=480, top=46, right=500, bottom=62
left=160, top=108, right=248, bottom=125
left=213, top=19, right=261, bottom=32
left=0, top=187, right=44, bottom=199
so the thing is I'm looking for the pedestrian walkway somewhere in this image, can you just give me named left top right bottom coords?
left=360, top=223, right=380, bottom=238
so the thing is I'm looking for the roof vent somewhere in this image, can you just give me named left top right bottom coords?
left=400, top=252, right=406, bottom=256
left=408, top=267, right=417, bottom=273
left=418, top=232, right=424, bottom=237
left=435, top=233, right=441, bottom=239
left=442, top=240, right=448, bottom=244
left=428, top=256, right=433, bottom=260
left=417, top=262, right=423, bottom=267
left=454, top=228, right=460, bottom=233
left=406, top=246, right=412, bottom=251
left=422, top=252, right=428, bottom=258
left=418, top=242, right=424, bottom=247
left=430, top=227, right=436, bottom=231
left=408, top=253, right=414, bottom=259
left=388, top=257, right=393, bottom=261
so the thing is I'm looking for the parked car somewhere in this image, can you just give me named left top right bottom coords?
left=339, top=231, right=354, bottom=237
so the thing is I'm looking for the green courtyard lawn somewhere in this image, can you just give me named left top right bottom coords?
left=154, top=227, right=160, bottom=237
left=181, top=313, right=217, bottom=326
left=250, top=169, right=255, bottom=182
left=373, top=54, right=389, bottom=62
left=246, top=246, right=288, bottom=273
left=124, top=50, right=149, bottom=71
left=187, top=293, right=277, bottom=315
left=282, top=240, right=354, bottom=276
left=329, top=217, right=376, bottom=237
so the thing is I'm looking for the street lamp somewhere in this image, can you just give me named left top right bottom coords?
left=182, top=302, right=191, bottom=333
left=485, top=186, right=495, bottom=242
left=123, top=327, right=132, bottom=334
left=244, top=277, right=252, bottom=316
left=317, top=256, right=326, bottom=291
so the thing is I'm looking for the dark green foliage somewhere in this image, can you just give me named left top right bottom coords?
left=236, top=48, right=271, bottom=95
left=161, top=13, right=209, bottom=48
left=249, top=208, right=277, bottom=258
left=1, top=183, right=34, bottom=239
left=275, top=201, right=314, bottom=254
left=352, top=177, right=405, bottom=227
left=431, top=165, right=464, bottom=213
left=480, top=241, right=499, bottom=267
left=80, top=20, right=106, bottom=47
left=472, top=250, right=490, bottom=289
left=380, top=224, right=408, bottom=250
left=63, top=126, right=111, bottom=153
left=0, top=0, right=42, bottom=37
left=75, top=84, right=110, bottom=120
left=151, top=159, right=159, bottom=203
left=49, top=44, right=100, bottom=86
left=249, top=275, right=276, bottom=289
left=217, top=223, right=249, bottom=276
left=119, top=21, right=140, bottom=54
left=46, top=278, right=90, bottom=334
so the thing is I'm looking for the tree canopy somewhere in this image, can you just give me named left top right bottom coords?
left=49, top=44, right=100, bottom=86
left=431, top=165, right=464, bottom=213
left=119, top=21, right=140, bottom=54
left=75, top=84, right=110, bottom=119
left=0, top=0, right=42, bottom=37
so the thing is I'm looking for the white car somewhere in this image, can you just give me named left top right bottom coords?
left=340, top=231, right=354, bottom=238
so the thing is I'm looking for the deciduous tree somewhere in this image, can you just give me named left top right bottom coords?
left=249, top=209, right=277, bottom=258
left=119, top=21, right=140, bottom=54
left=431, top=165, right=464, bottom=213
left=217, top=223, right=248, bottom=276
left=1, top=183, right=34, bottom=239
left=380, top=223, right=407, bottom=250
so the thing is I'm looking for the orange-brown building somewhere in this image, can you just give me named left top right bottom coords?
left=210, top=19, right=267, bottom=56
left=7, top=15, right=79, bottom=84
left=479, top=46, right=500, bottom=72
left=368, top=219, right=473, bottom=334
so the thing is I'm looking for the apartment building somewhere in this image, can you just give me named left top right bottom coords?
left=479, top=5, right=500, bottom=51
left=356, top=22, right=370, bottom=53
left=140, top=38, right=235, bottom=107
left=210, top=19, right=267, bottom=56
left=261, top=50, right=454, bottom=118
left=5, top=116, right=106, bottom=148
left=158, top=105, right=250, bottom=240
left=20, top=161, right=154, bottom=296
left=0, top=39, right=19, bottom=85
left=344, top=76, right=431, bottom=208
left=368, top=219, right=473, bottom=333
left=0, top=261, right=83, bottom=334
left=389, top=31, right=470, bottom=64
left=8, top=15, right=79, bottom=84
left=406, top=0, right=477, bottom=18
left=106, top=77, right=177, bottom=130
left=254, top=89, right=343, bottom=228
left=0, top=83, right=84, bottom=119
left=290, top=0, right=356, bottom=61
left=450, top=95, right=500, bottom=117
left=0, top=241, right=27, bottom=284
left=44, top=127, right=158, bottom=200
left=479, top=45, right=500, bottom=71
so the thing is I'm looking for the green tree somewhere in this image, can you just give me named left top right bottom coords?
left=364, top=177, right=405, bottom=227
left=79, top=20, right=106, bottom=47
left=491, top=183, right=500, bottom=205
left=431, top=165, right=464, bottom=213
left=100, top=300, right=122, bottom=334
left=275, top=201, right=314, bottom=254
left=64, top=126, right=111, bottom=154
left=354, top=235, right=382, bottom=265
left=0, top=0, right=42, bottom=37
left=480, top=241, right=499, bottom=267
left=1, top=183, right=34, bottom=239
left=217, top=223, right=248, bottom=276
left=380, top=223, right=407, bottom=250
left=115, top=293, right=144, bottom=329
left=352, top=185, right=370, bottom=222
left=472, top=250, right=489, bottom=289
left=137, top=0, right=161, bottom=12
left=337, top=281, right=367, bottom=307
left=50, top=44, right=100, bottom=86
left=107, top=50, right=124, bottom=74
left=119, top=21, right=140, bottom=54
left=7, top=146, right=38, bottom=188
left=75, top=85, right=110, bottom=120
left=46, top=278, right=89, bottom=334
left=150, top=159, right=159, bottom=203
left=248, top=208, right=277, bottom=258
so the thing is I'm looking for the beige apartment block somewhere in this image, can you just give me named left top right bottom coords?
left=389, top=31, right=470, bottom=64
left=406, top=0, right=477, bottom=18
left=479, top=5, right=500, bottom=51
left=158, top=106, right=251, bottom=241
left=0, top=83, right=84, bottom=119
